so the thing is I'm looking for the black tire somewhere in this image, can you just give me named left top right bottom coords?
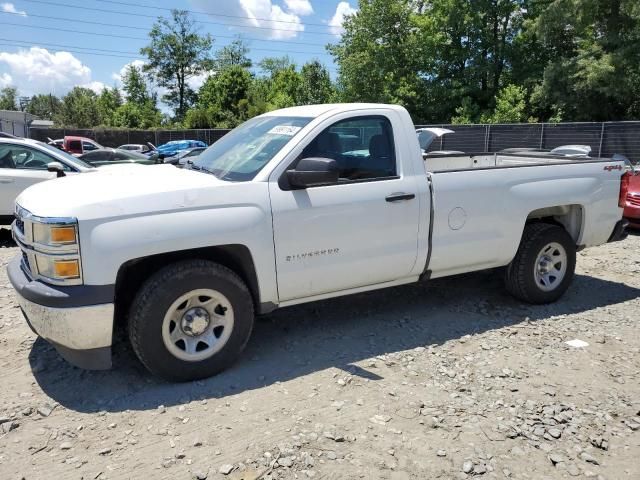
left=505, top=223, right=576, bottom=304
left=128, top=259, right=254, bottom=381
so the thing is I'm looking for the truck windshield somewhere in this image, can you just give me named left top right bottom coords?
left=192, top=115, right=312, bottom=181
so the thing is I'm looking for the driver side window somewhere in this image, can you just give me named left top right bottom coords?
left=0, top=145, right=68, bottom=171
left=300, top=116, right=397, bottom=181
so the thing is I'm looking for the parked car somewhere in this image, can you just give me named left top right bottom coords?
left=163, top=147, right=207, bottom=167
left=79, top=148, right=162, bottom=167
left=0, top=137, right=94, bottom=223
left=156, top=140, right=207, bottom=158
left=117, top=143, right=157, bottom=155
left=8, top=103, right=629, bottom=381
left=49, top=136, right=103, bottom=156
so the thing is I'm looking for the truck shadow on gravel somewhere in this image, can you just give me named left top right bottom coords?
left=29, top=270, right=640, bottom=413
left=0, top=227, right=15, bottom=248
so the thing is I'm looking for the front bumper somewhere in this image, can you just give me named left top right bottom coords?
left=7, top=256, right=114, bottom=370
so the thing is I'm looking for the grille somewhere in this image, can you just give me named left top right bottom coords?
left=21, top=251, right=29, bottom=271
left=14, top=215, right=24, bottom=235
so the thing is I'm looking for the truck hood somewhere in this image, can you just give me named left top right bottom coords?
left=16, top=164, right=225, bottom=220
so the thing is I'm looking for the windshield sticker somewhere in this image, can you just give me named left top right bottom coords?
left=268, top=125, right=302, bottom=136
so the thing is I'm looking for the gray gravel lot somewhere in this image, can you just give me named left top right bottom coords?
left=0, top=228, right=638, bottom=479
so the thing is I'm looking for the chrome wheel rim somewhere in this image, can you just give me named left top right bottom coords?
left=534, top=242, right=567, bottom=292
left=162, top=289, right=234, bottom=362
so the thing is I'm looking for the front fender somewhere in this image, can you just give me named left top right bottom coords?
left=78, top=203, right=277, bottom=305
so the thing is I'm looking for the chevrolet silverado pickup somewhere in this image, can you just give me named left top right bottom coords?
left=8, top=104, right=629, bottom=381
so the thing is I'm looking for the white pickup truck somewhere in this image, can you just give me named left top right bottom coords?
left=8, top=104, right=629, bottom=381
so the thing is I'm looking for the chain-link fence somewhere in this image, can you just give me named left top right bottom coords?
left=417, top=121, right=640, bottom=163
left=29, top=121, right=640, bottom=163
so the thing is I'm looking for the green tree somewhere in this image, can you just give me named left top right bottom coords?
left=55, top=87, right=101, bottom=127
left=0, top=87, right=18, bottom=110
left=258, top=56, right=295, bottom=78
left=328, top=0, right=425, bottom=120
left=267, top=67, right=302, bottom=109
left=214, top=38, right=252, bottom=70
left=26, top=94, right=61, bottom=119
left=298, top=60, right=334, bottom=105
left=187, top=66, right=252, bottom=128
left=96, top=87, right=123, bottom=126
left=528, top=0, right=640, bottom=121
left=481, top=84, right=527, bottom=123
left=112, top=102, right=162, bottom=129
left=121, top=64, right=151, bottom=104
left=141, top=9, right=214, bottom=120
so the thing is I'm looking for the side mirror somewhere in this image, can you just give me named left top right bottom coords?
left=286, top=158, right=339, bottom=189
left=47, top=162, right=66, bottom=178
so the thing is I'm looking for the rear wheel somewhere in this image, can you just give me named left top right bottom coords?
left=505, top=223, right=576, bottom=304
left=128, top=260, right=254, bottom=381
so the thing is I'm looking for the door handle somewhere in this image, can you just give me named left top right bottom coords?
left=386, top=192, right=415, bottom=202
left=0, top=178, right=14, bottom=184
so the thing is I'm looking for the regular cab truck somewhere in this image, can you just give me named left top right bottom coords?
left=8, top=104, right=629, bottom=381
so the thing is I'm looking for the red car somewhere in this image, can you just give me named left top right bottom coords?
left=623, top=172, right=640, bottom=228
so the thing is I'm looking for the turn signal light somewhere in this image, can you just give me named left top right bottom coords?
left=53, top=260, right=80, bottom=278
left=50, top=226, right=77, bottom=244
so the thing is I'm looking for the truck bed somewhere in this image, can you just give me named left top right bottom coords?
left=424, top=152, right=610, bottom=173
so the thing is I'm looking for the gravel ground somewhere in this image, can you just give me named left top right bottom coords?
left=0, top=227, right=638, bottom=480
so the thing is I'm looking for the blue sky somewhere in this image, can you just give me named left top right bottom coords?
left=0, top=0, right=357, bottom=104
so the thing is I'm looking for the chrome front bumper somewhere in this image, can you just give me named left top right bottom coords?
left=8, top=256, right=115, bottom=370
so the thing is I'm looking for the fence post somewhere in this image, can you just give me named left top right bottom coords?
left=484, top=125, right=491, bottom=151
left=539, top=123, right=545, bottom=149
left=598, top=122, right=605, bottom=158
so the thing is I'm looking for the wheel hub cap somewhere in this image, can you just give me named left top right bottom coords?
left=161, top=288, right=235, bottom=362
left=534, top=242, right=568, bottom=292
left=181, top=307, right=210, bottom=336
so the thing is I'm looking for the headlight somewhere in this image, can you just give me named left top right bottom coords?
left=13, top=207, right=83, bottom=286
left=32, top=223, right=78, bottom=246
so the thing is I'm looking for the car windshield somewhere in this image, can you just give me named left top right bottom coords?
left=193, top=116, right=312, bottom=181
left=37, top=141, right=94, bottom=169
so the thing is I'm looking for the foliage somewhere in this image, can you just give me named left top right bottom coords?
left=55, top=87, right=102, bottom=128
left=26, top=94, right=61, bottom=119
left=15, top=0, right=640, bottom=129
left=298, top=60, right=335, bottom=105
left=0, top=87, right=18, bottom=110
left=96, top=87, right=123, bottom=126
left=141, top=9, right=214, bottom=120
left=481, top=85, right=527, bottom=124
left=215, top=38, right=252, bottom=70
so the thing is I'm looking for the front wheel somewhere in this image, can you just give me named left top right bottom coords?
left=128, top=260, right=254, bottom=381
left=505, top=223, right=576, bottom=304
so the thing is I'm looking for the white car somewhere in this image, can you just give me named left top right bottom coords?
left=0, top=137, right=94, bottom=223
left=8, top=103, right=629, bottom=380
left=117, top=143, right=156, bottom=155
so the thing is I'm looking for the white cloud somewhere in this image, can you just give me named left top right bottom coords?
left=1, top=2, right=27, bottom=16
left=0, top=47, right=94, bottom=96
left=187, top=71, right=213, bottom=90
left=81, top=81, right=106, bottom=94
left=329, top=1, right=357, bottom=36
left=111, top=59, right=146, bottom=85
left=0, top=72, right=12, bottom=87
left=283, top=0, right=313, bottom=16
left=190, top=0, right=305, bottom=40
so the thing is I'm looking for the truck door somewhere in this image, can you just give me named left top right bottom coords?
left=269, top=113, right=422, bottom=302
